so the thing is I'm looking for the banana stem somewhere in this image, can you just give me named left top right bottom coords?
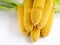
left=0, top=5, right=16, bottom=10
left=55, top=0, right=60, bottom=13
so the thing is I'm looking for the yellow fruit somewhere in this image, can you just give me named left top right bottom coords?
left=31, top=0, right=46, bottom=25
left=37, top=0, right=54, bottom=29
left=31, top=8, right=42, bottom=25
left=33, top=0, right=46, bottom=8
left=41, top=8, right=54, bottom=37
left=17, top=5, right=29, bottom=36
left=30, top=27, right=40, bottom=41
left=17, top=0, right=55, bottom=42
left=24, top=0, right=33, bottom=32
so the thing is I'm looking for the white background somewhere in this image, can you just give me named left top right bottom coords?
left=0, top=10, right=60, bottom=45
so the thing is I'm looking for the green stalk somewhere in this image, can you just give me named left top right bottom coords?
left=0, top=0, right=23, bottom=10
left=0, top=1, right=17, bottom=10
left=0, top=5, right=16, bottom=10
left=55, top=0, right=60, bottom=13
left=0, top=0, right=19, bottom=5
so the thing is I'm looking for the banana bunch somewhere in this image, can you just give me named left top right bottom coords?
left=17, top=0, right=55, bottom=42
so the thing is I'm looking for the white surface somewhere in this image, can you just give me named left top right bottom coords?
left=0, top=11, right=60, bottom=45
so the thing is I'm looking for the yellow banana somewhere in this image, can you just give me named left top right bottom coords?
left=17, top=0, right=55, bottom=42
left=41, top=8, right=54, bottom=37
left=37, top=0, right=54, bottom=29
left=17, top=5, right=29, bottom=36
left=30, top=27, right=40, bottom=42
left=24, top=0, right=33, bottom=32
left=31, top=0, right=46, bottom=25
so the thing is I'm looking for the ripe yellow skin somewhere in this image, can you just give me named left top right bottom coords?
left=41, top=8, right=55, bottom=37
left=30, top=27, right=40, bottom=42
left=17, top=0, right=54, bottom=42
left=24, top=0, right=33, bottom=32
left=33, top=0, right=46, bottom=8
left=17, top=5, right=29, bottom=36
left=37, top=0, right=54, bottom=29
left=31, top=0, right=46, bottom=25
left=31, top=8, right=42, bottom=25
